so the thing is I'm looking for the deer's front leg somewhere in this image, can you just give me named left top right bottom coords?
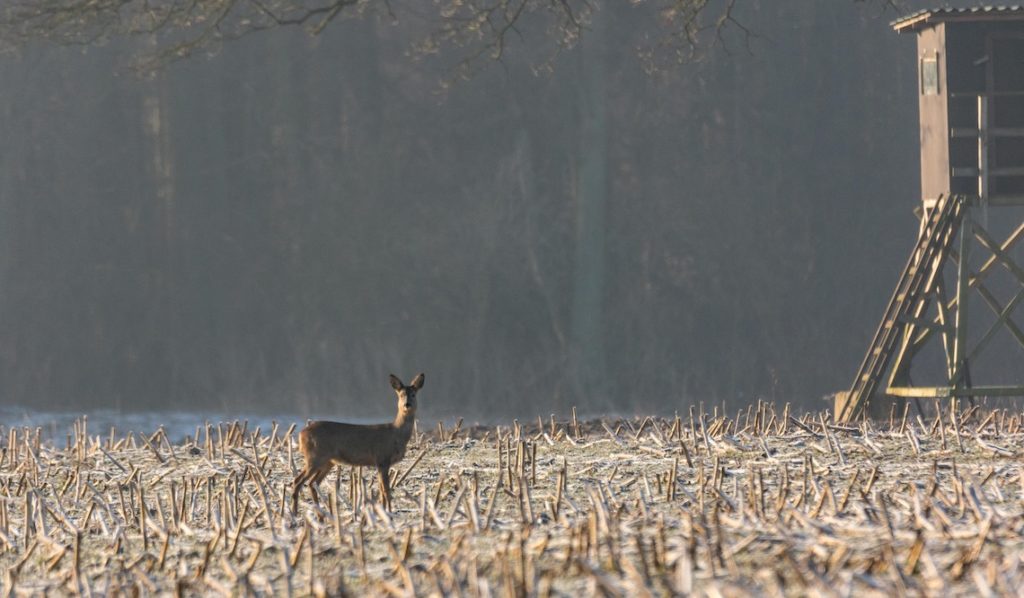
left=377, top=463, right=392, bottom=511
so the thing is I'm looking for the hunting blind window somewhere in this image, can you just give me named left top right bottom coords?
left=921, top=55, right=939, bottom=95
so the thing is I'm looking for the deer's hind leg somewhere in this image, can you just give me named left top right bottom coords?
left=293, top=459, right=329, bottom=513
left=292, top=467, right=314, bottom=514
left=308, top=465, right=332, bottom=509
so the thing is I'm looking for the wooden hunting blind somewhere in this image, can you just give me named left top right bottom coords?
left=836, top=6, right=1024, bottom=421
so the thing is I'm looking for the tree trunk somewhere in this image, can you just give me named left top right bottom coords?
left=570, top=6, right=609, bottom=408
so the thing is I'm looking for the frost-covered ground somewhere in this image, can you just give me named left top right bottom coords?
left=0, top=406, right=303, bottom=443
left=0, top=405, right=595, bottom=442
left=2, top=405, right=1024, bottom=596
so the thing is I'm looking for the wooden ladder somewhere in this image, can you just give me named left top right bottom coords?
left=837, top=194, right=965, bottom=422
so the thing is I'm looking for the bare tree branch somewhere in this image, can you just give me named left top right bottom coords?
left=0, top=0, right=905, bottom=75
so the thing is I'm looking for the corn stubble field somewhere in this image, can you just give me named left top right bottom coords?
left=2, top=403, right=1024, bottom=596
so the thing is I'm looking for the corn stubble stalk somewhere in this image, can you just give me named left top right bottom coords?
left=0, top=405, right=1022, bottom=593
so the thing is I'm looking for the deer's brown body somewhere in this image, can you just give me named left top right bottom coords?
left=292, top=373, right=423, bottom=513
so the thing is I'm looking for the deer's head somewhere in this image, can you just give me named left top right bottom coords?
left=390, top=373, right=424, bottom=420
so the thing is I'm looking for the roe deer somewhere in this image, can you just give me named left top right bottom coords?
left=292, top=372, right=424, bottom=513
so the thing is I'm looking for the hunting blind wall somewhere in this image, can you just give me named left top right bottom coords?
left=895, top=9, right=1024, bottom=204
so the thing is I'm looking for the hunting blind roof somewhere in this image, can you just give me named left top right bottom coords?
left=892, top=5, right=1024, bottom=32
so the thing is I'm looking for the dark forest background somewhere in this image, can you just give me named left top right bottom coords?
left=0, top=1, right=947, bottom=419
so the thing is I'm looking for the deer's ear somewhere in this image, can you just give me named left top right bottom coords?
left=410, top=373, right=425, bottom=390
left=389, top=374, right=403, bottom=390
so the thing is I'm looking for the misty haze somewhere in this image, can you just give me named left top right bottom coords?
left=0, top=1, right=941, bottom=426
left=8, top=3, right=1024, bottom=597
